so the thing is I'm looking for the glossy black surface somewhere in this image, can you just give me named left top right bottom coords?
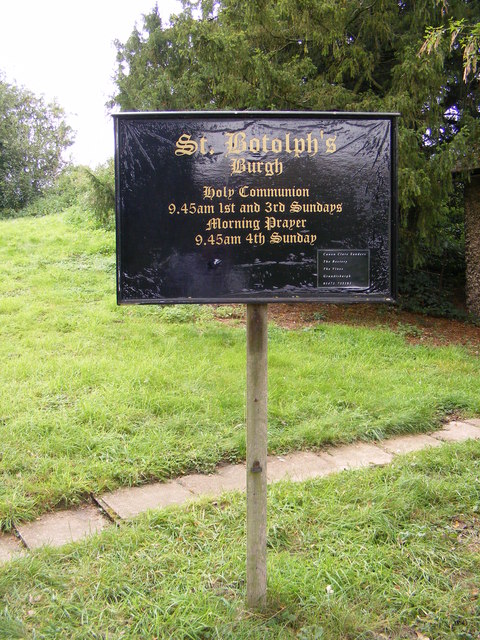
left=317, top=250, right=370, bottom=289
left=114, top=112, right=397, bottom=304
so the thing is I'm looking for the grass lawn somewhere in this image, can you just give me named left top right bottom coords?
left=1, top=441, right=480, bottom=638
left=1, top=212, right=480, bottom=529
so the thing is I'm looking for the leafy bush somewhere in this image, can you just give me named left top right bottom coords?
left=0, top=73, right=73, bottom=213
left=0, top=165, right=87, bottom=220
left=82, top=160, right=115, bottom=229
left=0, top=161, right=117, bottom=232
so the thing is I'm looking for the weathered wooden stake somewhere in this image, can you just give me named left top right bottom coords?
left=246, top=303, right=268, bottom=610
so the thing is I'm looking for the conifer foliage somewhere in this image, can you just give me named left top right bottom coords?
left=111, top=0, right=479, bottom=265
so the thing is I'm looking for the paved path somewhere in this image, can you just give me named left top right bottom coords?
left=1, top=419, right=480, bottom=564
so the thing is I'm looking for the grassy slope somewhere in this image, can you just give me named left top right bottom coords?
left=1, top=212, right=480, bottom=528
left=1, top=441, right=480, bottom=639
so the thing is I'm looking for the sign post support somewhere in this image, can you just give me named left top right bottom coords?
left=246, top=303, right=268, bottom=610
left=114, top=110, right=398, bottom=613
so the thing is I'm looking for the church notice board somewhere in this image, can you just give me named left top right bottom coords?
left=114, top=111, right=398, bottom=304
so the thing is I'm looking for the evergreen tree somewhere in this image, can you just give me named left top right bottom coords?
left=111, top=0, right=479, bottom=284
left=419, top=15, right=480, bottom=316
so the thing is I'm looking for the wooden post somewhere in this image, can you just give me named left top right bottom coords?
left=246, top=303, right=268, bottom=610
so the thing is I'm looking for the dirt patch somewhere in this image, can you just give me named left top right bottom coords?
left=450, top=515, right=480, bottom=554
left=214, top=303, right=480, bottom=351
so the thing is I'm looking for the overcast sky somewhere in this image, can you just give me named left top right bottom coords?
left=0, top=0, right=182, bottom=167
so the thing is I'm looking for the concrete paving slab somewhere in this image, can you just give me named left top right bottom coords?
left=100, top=480, right=192, bottom=520
left=16, top=505, right=110, bottom=550
left=324, top=442, right=393, bottom=472
left=179, top=464, right=247, bottom=496
left=216, top=463, right=247, bottom=492
left=466, top=418, right=480, bottom=428
left=433, top=421, right=480, bottom=442
left=266, top=451, right=338, bottom=483
left=0, top=533, right=26, bottom=564
left=380, top=433, right=442, bottom=455
left=9, top=424, right=480, bottom=555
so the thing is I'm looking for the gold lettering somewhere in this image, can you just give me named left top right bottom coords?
left=265, top=201, right=285, bottom=213
left=265, top=159, right=283, bottom=176
left=306, top=132, right=318, bottom=156
left=206, top=217, right=259, bottom=231
left=221, top=130, right=337, bottom=159
left=272, top=138, right=282, bottom=153
left=270, top=232, right=282, bottom=244
left=203, top=186, right=214, bottom=200
left=175, top=134, right=198, bottom=156
left=239, top=202, right=261, bottom=213
left=246, top=232, right=265, bottom=245
left=265, top=216, right=276, bottom=230
left=247, top=162, right=262, bottom=174
left=203, top=186, right=235, bottom=200
left=249, top=137, right=261, bottom=153
left=230, top=158, right=283, bottom=176
left=225, top=132, right=247, bottom=155
left=265, top=217, right=306, bottom=230
left=239, top=187, right=310, bottom=198
left=289, top=201, right=302, bottom=214
left=199, top=136, right=208, bottom=155
left=269, top=232, right=317, bottom=245
left=285, top=133, right=292, bottom=153
left=219, top=202, right=235, bottom=214
left=215, top=130, right=339, bottom=159
left=293, top=137, right=305, bottom=158
left=231, top=159, right=246, bottom=174
left=326, top=135, right=337, bottom=153
left=289, top=200, right=343, bottom=214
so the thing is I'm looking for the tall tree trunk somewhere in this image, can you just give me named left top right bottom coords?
left=465, top=173, right=480, bottom=319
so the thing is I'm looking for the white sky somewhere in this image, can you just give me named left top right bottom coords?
left=0, top=0, right=182, bottom=167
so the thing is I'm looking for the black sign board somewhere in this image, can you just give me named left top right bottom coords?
left=114, top=112, right=397, bottom=304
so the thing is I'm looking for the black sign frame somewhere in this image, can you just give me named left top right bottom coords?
left=114, top=111, right=398, bottom=305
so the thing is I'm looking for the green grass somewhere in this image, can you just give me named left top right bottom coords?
left=1, top=212, right=480, bottom=529
left=1, top=441, right=480, bottom=638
